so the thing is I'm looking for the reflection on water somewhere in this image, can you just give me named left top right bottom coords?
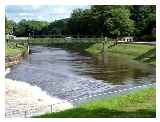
left=70, top=51, right=155, bottom=85
left=6, top=46, right=155, bottom=100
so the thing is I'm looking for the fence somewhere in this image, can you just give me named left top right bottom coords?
left=5, top=101, right=70, bottom=118
left=27, top=34, right=107, bottom=38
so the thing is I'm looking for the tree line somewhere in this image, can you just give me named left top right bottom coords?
left=6, top=5, right=156, bottom=41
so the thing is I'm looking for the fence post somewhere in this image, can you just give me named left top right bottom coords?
left=24, top=111, right=27, bottom=118
left=50, top=104, right=53, bottom=113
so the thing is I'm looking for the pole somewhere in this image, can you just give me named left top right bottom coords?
left=50, top=104, right=53, bottom=113
left=24, top=111, right=27, bottom=118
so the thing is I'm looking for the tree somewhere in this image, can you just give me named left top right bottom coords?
left=5, top=17, right=15, bottom=34
left=46, top=19, right=68, bottom=36
left=105, top=7, right=135, bottom=39
left=15, top=20, right=49, bottom=37
left=11, top=5, right=155, bottom=41
left=130, top=5, right=156, bottom=36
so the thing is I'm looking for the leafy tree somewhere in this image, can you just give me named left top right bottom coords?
left=105, top=7, right=135, bottom=38
left=46, top=19, right=68, bottom=36
left=130, top=5, right=156, bottom=36
left=5, top=17, right=15, bottom=34
left=10, top=5, right=155, bottom=41
left=15, top=20, right=49, bottom=37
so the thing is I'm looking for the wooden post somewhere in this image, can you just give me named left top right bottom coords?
left=102, top=41, right=105, bottom=53
left=50, top=104, right=53, bottom=113
left=24, top=111, right=27, bottom=118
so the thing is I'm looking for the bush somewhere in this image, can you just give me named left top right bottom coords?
left=140, top=35, right=156, bottom=42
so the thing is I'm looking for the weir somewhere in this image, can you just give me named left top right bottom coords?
left=5, top=37, right=156, bottom=118
left=6, top=45, right=155, bottom=117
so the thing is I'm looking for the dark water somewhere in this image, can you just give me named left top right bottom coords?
left=6, top=46, right=155, bottom=100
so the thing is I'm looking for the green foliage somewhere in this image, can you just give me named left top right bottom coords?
left=6, top=5, right=155, bottom=40
left=130, top=5, right=156, bottom=36
left=46, top=19, right=68, bottom=35
left=15, top=20, right=49, bottom=37
left=141, top=35, right=156, bottom=42
left=86, top=43, right=155, bottom=65
left=5, top=17, right=15, bottom=34
left=105, top=7, right=135, bottom=38
left=5, top=41, right=27, bottom=57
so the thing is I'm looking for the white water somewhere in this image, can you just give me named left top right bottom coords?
left=5, top=78, right=73, bottom=118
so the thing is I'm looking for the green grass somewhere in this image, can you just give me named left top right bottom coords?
left=5, top=42, right=27, bottom=57
left=35, top=87, right=156, bottom=118
left=86, top=43, right=156, bottom=65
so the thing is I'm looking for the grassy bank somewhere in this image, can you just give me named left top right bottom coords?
left=86, top=43, right=156, bottom=65
left=50, top=42, right=156, bottom=65
left=5, top=41, right=27, bottom=57
left=35, top=87, right=156, bottom=118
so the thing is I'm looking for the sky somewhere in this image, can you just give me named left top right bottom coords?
left=6, top=5, right=90, bottom=22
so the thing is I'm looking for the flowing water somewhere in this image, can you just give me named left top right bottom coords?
left=6, top=46, right=155, bottom=101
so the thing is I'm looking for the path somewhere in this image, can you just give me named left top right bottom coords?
left=118, top=41, right=156, bottom=45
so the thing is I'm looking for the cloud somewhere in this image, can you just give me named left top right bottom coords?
left=6, top=5, right=90, bottom=22
left=32, top=5, right=41, bottom=10
left=19, top=13, right=33, bottom=16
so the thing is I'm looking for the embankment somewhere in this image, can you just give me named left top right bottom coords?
left=86, top=43, right=156, bottom=65
left=5, top=43, right=29, bottom=68
left=49, top=42, right=156, bottom=65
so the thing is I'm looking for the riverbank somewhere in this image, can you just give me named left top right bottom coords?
left=5, top=42, right=28, bottom=67
left=42, top=38, right=156, bottom=65
left=86, top=43, right=156, bottom=65
left=6, top=42, right=27, bottom=57
left=35, top=87, right=156, bottom=118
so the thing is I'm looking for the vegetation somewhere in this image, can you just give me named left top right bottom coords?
left=6, top=5, right=155, bottom=41
left=35, top=87, right=156, bottom=118
left=15, top=20, right=49, bottom=37
left=5, top=17, right=15, bottom=35
left=86, top=43, right=156, bottom=65
left=5, top=41, right=27, bottom=57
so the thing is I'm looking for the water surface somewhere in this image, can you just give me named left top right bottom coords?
left=6, top=46, right=155, bottom=100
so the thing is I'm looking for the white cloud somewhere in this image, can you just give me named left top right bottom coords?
left=6, top=5, right=90, bottom=22
left=19, top=13, right=33, bottom=16
left=32, top=5, right=41, bottom=10
left=37, top=15, right=44, bottom=20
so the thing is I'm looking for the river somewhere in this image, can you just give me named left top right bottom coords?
left=6, top=46, right=155, bottom=101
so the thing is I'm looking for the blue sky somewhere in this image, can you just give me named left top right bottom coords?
left=6, top=5, right=90, bottom=22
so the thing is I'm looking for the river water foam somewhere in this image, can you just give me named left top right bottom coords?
left=5, top=78, right=73, bottom=118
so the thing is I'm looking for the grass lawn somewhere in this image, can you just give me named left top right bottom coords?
left=86, top=43, right=156, bottom=65
left=5, top=42, right=27, bottom=57
left=35, top=87, right=156, bottom=118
